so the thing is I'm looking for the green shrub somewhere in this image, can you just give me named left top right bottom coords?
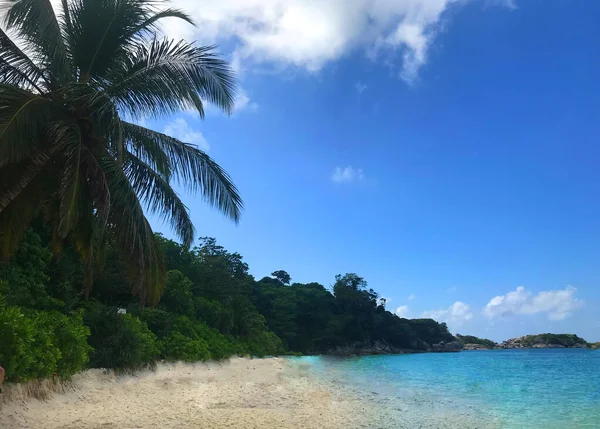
left=194, top=296, right=234, bottom=333
left=139, top=308, right=175, bottom=339
left=190, top=321, right=236, bottom=360
left=160, top=331, right=211, bottom=362
left=456, top=334, right=497, bottom=349
left=0, top=301, right=90, bottom=382
left=0, top=305, right=44, bottom=382
left=84, top=302, right=160, bottom=371
left=244, top=331, right=286, bottom=357
left=151, top=315, right=238, bottom=361
left=34, top=310, right=91, bottom=377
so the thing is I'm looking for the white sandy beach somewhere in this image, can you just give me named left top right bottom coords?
left=0, top=358, right=377, bottom=429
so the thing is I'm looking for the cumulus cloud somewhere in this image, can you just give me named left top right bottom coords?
left=156, top=0, right=513, bottom=83
left=483, top=286, right=584, bottom=321
left=395, top=305, right=410, bottom=318
left=233, top=88, right=259, bottom=112
left=164, top=118, right=210, bottom=151
left=332, top=166, right=365, bottom=184
left=422, top=301, right=473, bottom=327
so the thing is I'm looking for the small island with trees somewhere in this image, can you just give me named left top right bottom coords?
left=457, top=333, right=599, bottom=350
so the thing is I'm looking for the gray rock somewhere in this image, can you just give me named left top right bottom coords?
left=462, top=343, right=493, bottom=351
left=432, top=341, right=462, bottom=353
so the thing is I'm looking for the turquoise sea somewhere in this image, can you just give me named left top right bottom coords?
left=296, top=349, right=600, bottom=428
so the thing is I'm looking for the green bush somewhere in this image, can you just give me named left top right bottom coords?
left=34, top=310, right=91, bottom=377
left=151, top=315, right=239, bottom=361
left=244, top=331, right=286, bottom=357
left=456, top=334, right=497, bottom=349
left=0, top=301, right=91, bottom=382
left=84, top=302, right=160, bottom=371
left=190, top=321, right=236, bottom=360
left=194, top=296, right=234, bottom=333
left=139, top=308, right=175, bottom=339
left=160, top=331, right=211, bottom=362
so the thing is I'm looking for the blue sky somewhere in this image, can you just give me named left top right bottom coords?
left=146, top=0, right=600, bottom=341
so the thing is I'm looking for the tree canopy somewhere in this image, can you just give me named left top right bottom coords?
left=0, top=228, right=461, bottom=381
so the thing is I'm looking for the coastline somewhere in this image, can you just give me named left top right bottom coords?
left=0, top=356, right=501, bottom=429
left=0, top=358, right=377, bottom=429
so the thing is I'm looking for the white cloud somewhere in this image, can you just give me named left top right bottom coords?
left=408, top=294, right=416, bottom=301
left=157, top=0, right=514, bottom=83
left=233, top=87, right=259, bottom=113
left=332, top=166, right=365, bottom=184
left=483, top=286, right=584, bottom=321
left=422, top=301, right=473, bottom=327
left=395, top=305, right=410, bottom=318
left=164, top=118, right=210, bottom=151
left=185, top=87, right=258, bottom=117
left=485, top=0, right=517, bottom=10
left=355, top=82, right=368, bottom=94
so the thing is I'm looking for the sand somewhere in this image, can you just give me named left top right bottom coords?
left=0, top=358, right=376, bottom=429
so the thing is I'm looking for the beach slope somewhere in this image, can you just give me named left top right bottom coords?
left=0, top=358, right=372, bottom=429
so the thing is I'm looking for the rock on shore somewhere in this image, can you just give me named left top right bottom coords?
left=462, top=343, right=493, bottom=351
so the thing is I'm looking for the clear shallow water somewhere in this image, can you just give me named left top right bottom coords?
left=295, top=349, right=600, bottom=428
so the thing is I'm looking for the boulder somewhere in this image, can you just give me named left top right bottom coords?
left=432, top=341, right=462, bottom=353
left=462, top=343, right=492, bottom=351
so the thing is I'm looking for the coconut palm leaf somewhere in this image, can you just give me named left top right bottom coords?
left=2, top=0, right=72, bottom=83
left=0, top=28, right=46, bottom=90
left=0, top=0, right=243, bottom=304
left=105, top=38, right=236, bottom=119
left=121, top=122, right=243, bottom=222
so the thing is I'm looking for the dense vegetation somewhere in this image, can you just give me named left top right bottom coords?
left=518, top=334, right=589, bottom=348
left=456, top=334, right=497, bottom=349
left=0, top=228, right=455, bottom=382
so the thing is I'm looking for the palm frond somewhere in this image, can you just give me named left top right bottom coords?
left=0, top=27, right=46, bottom=91
left=63, top=0, right=192, bottom=82
left=105, top=38, right=236, bottom=119
left=123, top=120, right=170, bottom=179
left=124, top=150, right=195, bottom=247
left=100, top=151, right=166, bottom=304
left=122, top=122, right=243, bottom=222
left=3, top=0, right=72, bottom=83
left=80, top=145, right=111, bottom=229
left=122, top=7, right=194, bottom=41
left=0, top=161, right=54, bottom=256
left=0, top=84, right=52, bottom=166
left=0, top=151, right=51, bottom=212
left=57, top=123, right=83, bottom=237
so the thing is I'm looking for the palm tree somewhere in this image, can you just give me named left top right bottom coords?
left=0, top=0, right=243, bottom=304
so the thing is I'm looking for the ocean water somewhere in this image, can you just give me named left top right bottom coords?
left=295, top=349, right=600, bottom=428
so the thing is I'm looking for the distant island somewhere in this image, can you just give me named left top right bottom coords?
left=457, top=333, right=600, bottom=351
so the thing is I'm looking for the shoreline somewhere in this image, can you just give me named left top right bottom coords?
left=0, top=358, right=377, bottom=429
left=0, top=356, right=504, bottom=429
